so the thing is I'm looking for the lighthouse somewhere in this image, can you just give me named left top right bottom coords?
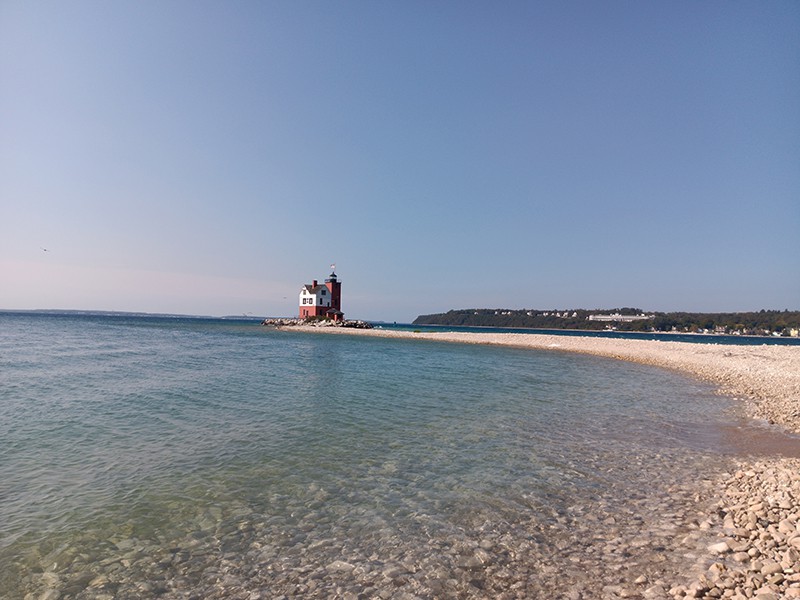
left=298, top=265, right=344, bottom=322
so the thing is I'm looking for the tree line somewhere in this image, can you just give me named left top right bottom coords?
left=412, top=308, right=800, bottom=336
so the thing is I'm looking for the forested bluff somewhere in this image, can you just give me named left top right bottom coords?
left=412, top=308, right=800, bottom=337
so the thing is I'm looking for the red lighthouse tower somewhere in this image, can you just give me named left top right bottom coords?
left=324, top=266, right=343, bottom=321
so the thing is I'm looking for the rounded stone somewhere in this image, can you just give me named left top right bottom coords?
left=760, top=561, right=783, bottom=575
left=708, top=541, right=731, bottom=554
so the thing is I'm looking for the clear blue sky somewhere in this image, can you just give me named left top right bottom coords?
left=2, top=2, right=798, bottom=322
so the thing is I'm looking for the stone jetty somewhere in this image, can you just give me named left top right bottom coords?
left=261, top=318, right=373, bottom=329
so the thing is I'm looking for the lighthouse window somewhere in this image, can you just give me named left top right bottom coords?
left=321, top=289, right=326, bottom=295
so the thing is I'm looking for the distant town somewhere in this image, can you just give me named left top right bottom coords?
left=413, top=308, right=800, bottom=337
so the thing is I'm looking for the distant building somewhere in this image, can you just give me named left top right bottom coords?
left=299, top=267, right=343, bottom=322
left=587, top=313, right=654, bottom=322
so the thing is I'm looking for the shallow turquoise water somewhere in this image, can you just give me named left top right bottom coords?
left=0, top=313, right=753, bottom=597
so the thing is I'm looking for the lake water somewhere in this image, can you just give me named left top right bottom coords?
left=0, top=312, right=781, bottom=599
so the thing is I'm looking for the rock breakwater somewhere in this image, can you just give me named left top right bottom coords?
left=261, top=318, right=373, bottom=329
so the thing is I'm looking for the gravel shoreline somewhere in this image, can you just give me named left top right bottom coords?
left=284, top=326, right=800, bottom=599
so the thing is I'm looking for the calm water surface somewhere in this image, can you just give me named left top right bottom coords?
left=0, top=313, right=775, bottom=598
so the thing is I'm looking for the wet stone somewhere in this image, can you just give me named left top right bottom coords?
left=325, top=560, right=355, bottom=574
left=456, top=555, right=484, bottom=570
left=708, top=541, right=731, bottom=554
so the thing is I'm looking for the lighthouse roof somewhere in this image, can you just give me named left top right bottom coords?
left=301, top=283, right=328, bottom=294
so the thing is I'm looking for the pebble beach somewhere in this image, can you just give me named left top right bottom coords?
left=290, top=326, right=800, bottom=599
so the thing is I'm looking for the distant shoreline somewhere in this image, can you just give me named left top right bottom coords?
left=413, top=308, right=800, bottom=338
left=0, top=308, right=267, bottom=321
